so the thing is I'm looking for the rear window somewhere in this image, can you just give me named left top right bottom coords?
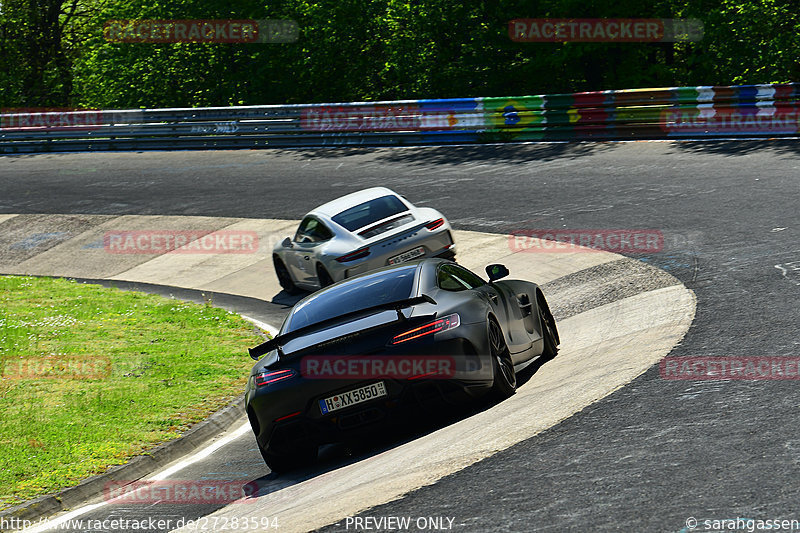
left=332, top=195, right=408, bottom=232
left=286, top=265, right=417, bottom=332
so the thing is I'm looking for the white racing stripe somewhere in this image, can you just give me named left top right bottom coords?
left=240, top=315, right=280, bottom=338
left=21, top=423, right=253, bottom=533
left=147, top=423, right=252, bottom=482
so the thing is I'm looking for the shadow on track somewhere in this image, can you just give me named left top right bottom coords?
left=275, top=143, right=610, bottom=165
left=667, top=138, right=800, bottom=157
left=276, top=137, right=800, bottom=163
left=241, top=352, right=554, bottom=499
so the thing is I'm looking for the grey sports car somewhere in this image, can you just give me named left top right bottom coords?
left=272, top=187, right=456, bottom=293
left=246, top=258, right=560, bottom=472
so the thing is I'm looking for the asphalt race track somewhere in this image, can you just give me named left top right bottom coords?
left=2, top=140, right=799, bottom=532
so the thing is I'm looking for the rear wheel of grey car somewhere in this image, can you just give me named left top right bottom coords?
left=489, top=319, right=516, bottom=399
left=260, top=444, right=317, bottom=474
left=317, top=264, right=334, bottom=288
left=273, top=256, right=299, bottom=294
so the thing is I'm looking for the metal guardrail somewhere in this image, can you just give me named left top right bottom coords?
left=1, top=83, right=798, bottom=153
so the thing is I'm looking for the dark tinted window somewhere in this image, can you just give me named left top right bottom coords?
left=287, top=265, right=417, bottom=331
left=437, top=264, right=485, bottom=291
left=332, top=195, right=408, bottom=232
left=294, top=216, right=333, bottom=243
left=451, top=265, right=485, bottom=289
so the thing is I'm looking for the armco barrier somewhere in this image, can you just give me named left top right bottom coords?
left=1, top=83, right=798, bottom=153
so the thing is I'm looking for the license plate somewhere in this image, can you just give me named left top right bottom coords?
left=389, top=246, right=425, bottom=265
left=319, top=382, right=387, bottom=414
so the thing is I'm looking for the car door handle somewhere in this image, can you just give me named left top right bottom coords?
left=304, top=255, right=310, bottom=260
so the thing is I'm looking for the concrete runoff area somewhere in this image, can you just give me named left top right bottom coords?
left=0, top=213, right=694, bottom=532
left=1, top=215, right=624, bottom=300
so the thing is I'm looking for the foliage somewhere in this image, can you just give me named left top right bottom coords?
left=1, top=0, right=798, bottom=110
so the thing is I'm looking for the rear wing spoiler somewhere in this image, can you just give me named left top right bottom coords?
left=248, top=294, right=436, bottom=361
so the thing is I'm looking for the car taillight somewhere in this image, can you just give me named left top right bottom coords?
left=391, top=313, right=461, bottom=344
left=254, top=368, right=296, bottom=387
left=425, top=218, right=445, bottom=231
left=336, top=247, right=370, bottom=263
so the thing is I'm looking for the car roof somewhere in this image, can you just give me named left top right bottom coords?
left=288, top=258, right=440, bottom=313
left=284, top=261, right=426, bottom=332
left=310, top=187, right=404, bottom=218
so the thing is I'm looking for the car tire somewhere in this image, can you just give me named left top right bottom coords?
left=259, top=444, right=317, bottom=474
left=317, top=264, right=334, bottom=288
left=539, top=301, right=559, bottom=361
left=489, top=318, right=516, bottom=399
left=273, top=256, right=299, bottom=294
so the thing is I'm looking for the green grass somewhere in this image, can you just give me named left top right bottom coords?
left=0, top=276, right=266, bottom=511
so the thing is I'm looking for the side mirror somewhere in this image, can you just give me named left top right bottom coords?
left=485, top=264, right=509, bottom=282
left=281, top=237, right=293, bottom=248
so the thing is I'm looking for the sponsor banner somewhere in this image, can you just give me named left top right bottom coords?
left=661, top=357, right=800, bottom=380
left=0, top=108, right=105, bottom=131
left=103, top=19, right=298, bottom=44
left=509, top=18, right=703, bottom=43
left=509, top=229, right=663, bottom=253
left=300, top=105, right=422, bottom=132
left=418, top=98, right=483, bottom=130
left=103, top=230, right=259, bottom=254
left=301, top=355, right=457, bottom=380
left=300, top=102, right=485, bottom=132
left=482, top=97, right=546, bottom=129
left=104, top=480, right=260, bottom=504
left=2, top=355, right=111, bottom=380
left=662, top=108, right=800, bottom=134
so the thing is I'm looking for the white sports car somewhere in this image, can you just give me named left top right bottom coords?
left=273, top=187, right=456, bottom=293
